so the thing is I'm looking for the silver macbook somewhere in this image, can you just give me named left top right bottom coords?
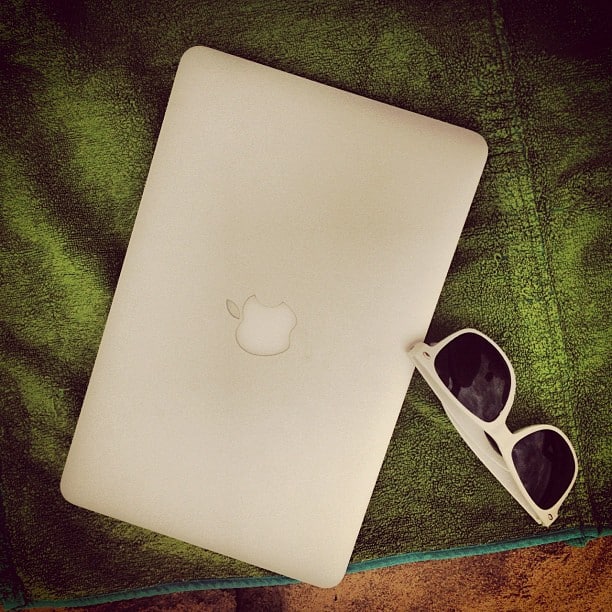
left=61, top=46, right=488, bottom=587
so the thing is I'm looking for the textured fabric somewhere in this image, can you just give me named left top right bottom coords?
left=0, top=0, right=609, bottom=607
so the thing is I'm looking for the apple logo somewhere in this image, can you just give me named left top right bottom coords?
left=226, top=295, right=297, bottom=356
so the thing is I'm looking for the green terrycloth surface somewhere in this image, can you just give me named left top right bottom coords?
left=0, top=0, right=610, bottom=607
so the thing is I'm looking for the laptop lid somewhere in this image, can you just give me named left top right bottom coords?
left=61, top=46, right=487, bottom=588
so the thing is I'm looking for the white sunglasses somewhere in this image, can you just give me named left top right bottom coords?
left=408, top=329, right=578, bottom=527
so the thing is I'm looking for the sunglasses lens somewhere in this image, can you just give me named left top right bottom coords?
left=512, top=429, right=576, bottom=510
left=434, top=332, right=511, bottom=422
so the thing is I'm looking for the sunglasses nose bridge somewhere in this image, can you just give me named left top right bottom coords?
left=489, top=416, right=512, bottom=432
left=481, top=420, right=512, bottom=455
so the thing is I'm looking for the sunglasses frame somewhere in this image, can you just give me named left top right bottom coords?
left=408, top=328, right=578, bottom=527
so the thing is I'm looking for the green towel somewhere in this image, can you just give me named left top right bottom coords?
left=1, top=0, right=609, bottom=608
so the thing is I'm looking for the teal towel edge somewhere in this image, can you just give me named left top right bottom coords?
left=2, top=526, right=608, bottom=610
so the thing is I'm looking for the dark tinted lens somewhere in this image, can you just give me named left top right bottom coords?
left=434, top=332, right=511, bottom=422
left=512, top=429, right=576, bottom=510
